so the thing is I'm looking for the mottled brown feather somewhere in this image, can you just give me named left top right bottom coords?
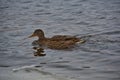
left=29, top=29, right=84, bottom=49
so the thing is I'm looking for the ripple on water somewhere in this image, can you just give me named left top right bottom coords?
left=0, top=0, right=120, bottom=80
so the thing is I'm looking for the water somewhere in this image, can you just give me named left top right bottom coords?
left=0, top=0, right=120, bottom=80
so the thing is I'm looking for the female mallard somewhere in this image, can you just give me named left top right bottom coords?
left=29, top=29, right=85, bottom=49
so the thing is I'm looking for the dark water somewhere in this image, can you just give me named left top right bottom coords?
left=0, top=0, right=120, bottom=80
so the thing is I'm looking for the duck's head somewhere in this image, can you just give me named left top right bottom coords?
left=29, top=29, right=45, bottom=39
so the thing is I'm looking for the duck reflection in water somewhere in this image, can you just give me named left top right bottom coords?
left=32, top=47, right=46, bottom=56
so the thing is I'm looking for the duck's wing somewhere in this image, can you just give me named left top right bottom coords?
left=51, top=35, right=78, bottom=40
left=47, top=40, right=75, bottom=49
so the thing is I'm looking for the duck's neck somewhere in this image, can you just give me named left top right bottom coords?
left=38, top=34, right=46, bottom=40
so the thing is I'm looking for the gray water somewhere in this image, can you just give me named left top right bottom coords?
left=0, top=0, right=120, bottom=80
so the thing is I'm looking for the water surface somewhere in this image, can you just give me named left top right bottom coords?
left=0, top=0, right=120, bottom=80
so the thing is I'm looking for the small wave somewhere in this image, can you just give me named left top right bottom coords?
left=0, top=27, right=25, bottom=32
left=0, top=64, right=10, bottom=67
left=92, top=30, right=120, bottom=36
left=100, top=30, right=120, bottom=35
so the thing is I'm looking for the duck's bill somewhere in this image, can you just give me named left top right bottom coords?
left=28, top=33, right=36, bottom=38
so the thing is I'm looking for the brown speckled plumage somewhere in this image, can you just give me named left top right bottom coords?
left=29, top=29, right=85, bottom=49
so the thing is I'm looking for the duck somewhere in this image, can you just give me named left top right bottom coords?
left=29, top=29, right=85, bottom=49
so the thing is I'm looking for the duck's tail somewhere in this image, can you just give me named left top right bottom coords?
left=77, top=39, right=86, bottom=44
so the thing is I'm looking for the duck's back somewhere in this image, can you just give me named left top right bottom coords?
left=51, top=35, right=80, bottom=41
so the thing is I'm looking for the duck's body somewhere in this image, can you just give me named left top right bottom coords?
left=37, top=37, right=79, bottom=49
left=29, top=29, right=85, bottom=49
